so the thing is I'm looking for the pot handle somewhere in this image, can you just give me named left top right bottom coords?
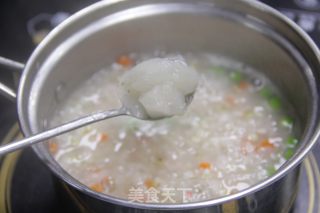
left=0, top=56, right=25, bottom=101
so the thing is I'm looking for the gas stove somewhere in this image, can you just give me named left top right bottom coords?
left=260, top=0, right=320, bottom=46
left=0, top=1, right=320, bottom=213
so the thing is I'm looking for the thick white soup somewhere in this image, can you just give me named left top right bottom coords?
left=49, top=53, right=298, bottom=203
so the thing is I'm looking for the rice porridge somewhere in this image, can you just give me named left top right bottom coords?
left=49, top=53, right=298, bottom=203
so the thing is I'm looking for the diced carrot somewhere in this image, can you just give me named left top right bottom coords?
left=90, top=183, right=104, bottom=193
left=238, top=81, right=250, bottom=90
left=90, top=176, right=111, bottom=193
left=255, top=139, right=275, bottom=151
left=224, top=95, right=235, bottom=106
left=186, top=191, right=193, bottom=198
left=99, top=133, right=109, bottom=142
left=199, top=162, right=212, bottom=170
left=116, top=55, right=134, bottom=68
left=101, top=176, right=110, bottom=186
left=48, top=141, right=58, bottom=155
left=144, top=178, right=155, bottom=189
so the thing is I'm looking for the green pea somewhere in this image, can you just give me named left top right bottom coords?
left=259, top=87, right=272, bottom=99
left=284, top=148, right=295, bottom=160
left=230, top=71, right=243, bottom=82
left=281, top=116, right=293, bottom=128
left=286, top=136, right=298, bottom=147
left=266, top=166, right=276, bottom=176
left=211, top=67, right=225, bottom=74
left=268, top=96, right=282, bottom=110
left=259, top=87, right=282, bottom=110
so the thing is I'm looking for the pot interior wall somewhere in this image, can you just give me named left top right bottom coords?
left=28, top=3, right=311, bottom=136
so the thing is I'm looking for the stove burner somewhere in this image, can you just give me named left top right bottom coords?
left=294, top=0, right=320, bottom=9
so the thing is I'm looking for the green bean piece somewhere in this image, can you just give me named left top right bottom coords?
left=259, top=87, right=272, bottom=99
left=266, top=166, right=276, bottom=176
left=230, top=71, right=243, bottom=82
left=286, top=136, right=298, bottom=147
left=211, top=67, right=225, bottom=74
left=268, top=96, right=282, bottom=110
left=284, top=148, right=295, bottom=160
left=281, top=116, right=293, bottom=128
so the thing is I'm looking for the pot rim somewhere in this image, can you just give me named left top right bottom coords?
left=17, top=0, right=320, bottom=210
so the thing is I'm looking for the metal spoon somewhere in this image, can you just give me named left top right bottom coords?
left=0, top=93, right=194, bottom=156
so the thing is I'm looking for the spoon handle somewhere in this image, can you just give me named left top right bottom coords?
left=0, top=108, right=126, bottom=156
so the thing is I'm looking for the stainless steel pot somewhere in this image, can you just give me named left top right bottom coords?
left=1, top=0, right=320, bottom=212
